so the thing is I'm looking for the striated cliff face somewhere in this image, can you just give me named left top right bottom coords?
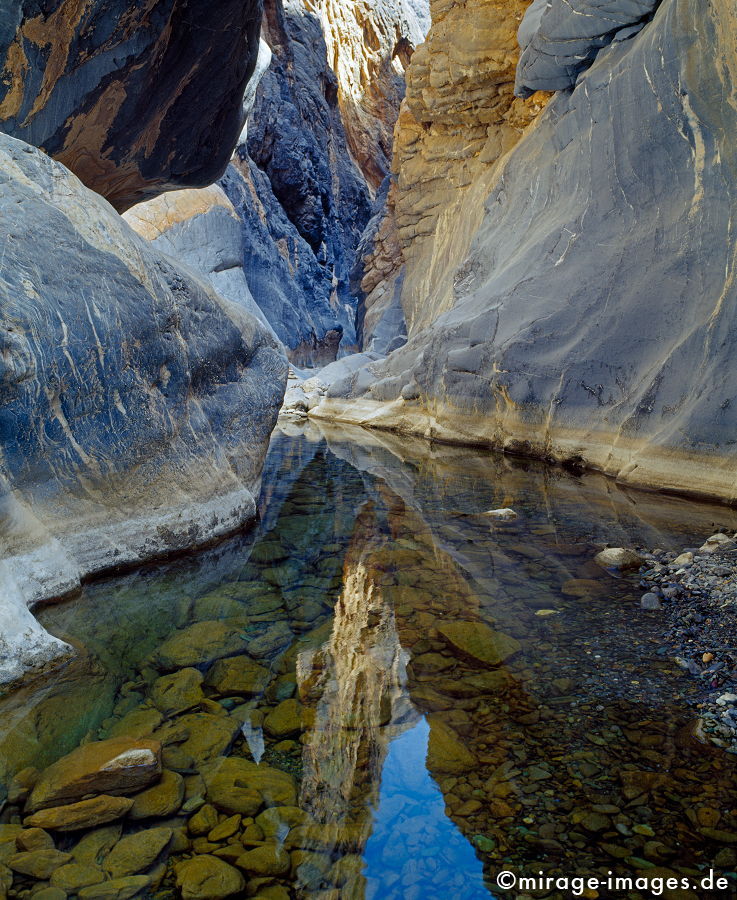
left=0, top=0, right=264, bottom=211
left=355, top=0, right=547, bottom=350
left=314, top=0, right=737, bottom=504
left=0, top=135, right=287, bottom=685
left=218, top=0, right=429, bottom=364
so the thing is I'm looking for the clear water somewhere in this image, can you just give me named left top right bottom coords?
left=2, top=421, right=737, bottom=899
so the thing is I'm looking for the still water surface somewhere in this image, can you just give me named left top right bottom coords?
left=2, top=422, right=737, bottom=899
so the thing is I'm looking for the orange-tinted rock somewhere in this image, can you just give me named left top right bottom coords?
left=26, top=738, right=161, bottom=814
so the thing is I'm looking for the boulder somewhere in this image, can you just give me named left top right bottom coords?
left=175, top=855, right=245, bottom=900
left=25, top=796, right=134, bottom=832
left=0, top=0, right=264, bottom=210
left=436, top=621, right=521, bottom=668
left=150, top=669, right=205, bottom=717
left=103, top=827, right=172, bottom=878
left=129, top=770, right=185, bottom=821
left=26, top=738, right=161, bottom=813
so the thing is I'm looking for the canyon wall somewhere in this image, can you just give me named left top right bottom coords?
left=0, top=0, right=264, bottom=210
left=315, top=0, right=737, bottom=505
left=0, top=134, right=287, bottom=686
left=220, top=0, right=429, bottom=364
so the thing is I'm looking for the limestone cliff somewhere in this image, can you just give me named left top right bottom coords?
left=0, top=135, right=287, bottom=686
left=314, top=0, right=737, bottom=505
left=0, top=0, right=264, bottom=211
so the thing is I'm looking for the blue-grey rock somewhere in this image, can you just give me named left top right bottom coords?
left=0, top=0, right=264, bottom=211
left=515, top=0, right=659, bottom=97
left=314, top=0, right=737, bottom=503
left=0, top=134, right=288, bottom=685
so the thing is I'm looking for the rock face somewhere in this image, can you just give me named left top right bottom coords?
left=220, top=0, right=429, bottom=364
left=354, top=0, right=548, bottom=350
left=314, top=0, right=737, bottom=504
left=123, top=186, right=276, bottom=338
left=0, top=0, right=264, bottom=211
left=0, top=134, right=288, bottom=686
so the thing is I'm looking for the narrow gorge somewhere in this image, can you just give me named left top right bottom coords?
left=2, top=1, right=737, bottom=899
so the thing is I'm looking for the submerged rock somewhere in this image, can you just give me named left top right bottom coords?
left=150, top=669, right=206, bottom=717
left=78, top=875, right=151, bottom=900
left=155, top=623, right=247, bottom=671
left=204, top=657, right=271, bottom=697
left=175, top=854, right=245, bottom=900
left=129, top=770, right=185, bottom=821
left=26, top=738, right=162, bottom=813
left=201, top=758, right=297, bottom=814
left=25, top=796, right=134, bottom=832
left=103, top=827, right=172, bottom=878
left=436, top=621, right=521, bottom=668
left=594, top=549, right=644, bottom=571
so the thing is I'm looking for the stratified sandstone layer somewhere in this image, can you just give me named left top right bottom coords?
left=315, top=0, right=737, bottom=504
left=0, top=134, right=288, bottom=686
left=0, top=0, right=264, bottom=210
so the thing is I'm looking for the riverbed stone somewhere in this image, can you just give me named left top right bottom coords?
left=264, top=700, right=302, bottom=738
left=236, top=844, right=290, bottom=876
left=153, top=713, right=239, bottom=766
left=175, top=855, right=245, bottom=900
left=103, top=827, right=172, bottom=878
left=26, top=738, right=162, bottom=813
left=0, top=863, right=11, bottom=895
left=189, top=804, right=220, bottom=837
left=16, top=828, right=54, bottom=852
left=594, top=548, right=644, bottom=570
left=72, top=826, right=123, bottom=866
left=436, top=622, right=521, bottom=668
left=156, top=622, right=246, bottom=671
left=246, top=623, right=294, bottom=659
left=108, top=707, right=162, bottom=739
left=426, top=718, right=477, bottom=775
left=8, top=849, right=72, bottom=879
left=78, top=875, right=151, bottom=900
left=129, top=770, right=185, bottom=820
left=255, top=807, right=315, bottom=839
left=50, top=863, right=106, bottom=892
left=204, top=657, right=271, bottom=697
left=150, top=669, right=205, bottom=716
left=202, top=758, right=297, bottom=813
left=26, top=797, right=134, bottom=832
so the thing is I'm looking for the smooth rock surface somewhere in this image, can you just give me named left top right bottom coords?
left=313, top=0, right=737, bottom=504
left=25, top=796, right=134, bottom=832
left=26, top=738, right=161, bottom=813
left=0, top=134, right=287, bottom=686
left=0, top=0, right=264, bottom=210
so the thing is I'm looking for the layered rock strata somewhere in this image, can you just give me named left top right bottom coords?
left=314, top=0, right=737, bottom=504
left=354, top=0, right=547, bottom=350
left=0, top=0, right=264, bottom=210
left=0, top=134, right=288, bottom=686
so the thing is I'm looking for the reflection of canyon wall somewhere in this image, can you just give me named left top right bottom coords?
left=319, top=0, right=737, bottom=504
left=299, top=501, right=415, bottom=827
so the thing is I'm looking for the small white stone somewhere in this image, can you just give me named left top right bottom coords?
left=481, top=508, right=518, bottom=520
